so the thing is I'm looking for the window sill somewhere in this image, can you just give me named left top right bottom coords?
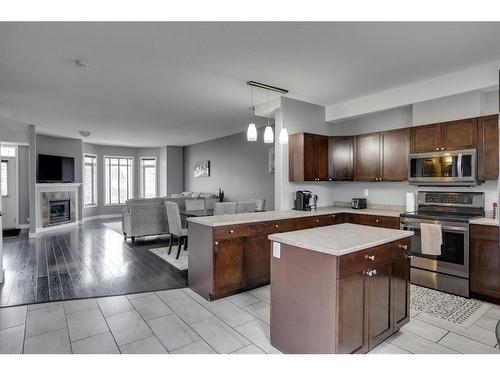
left=104, top=204, right=126, bottom=207
left=84, top=204, right=98, bottom=208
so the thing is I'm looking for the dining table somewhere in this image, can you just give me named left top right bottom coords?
left=180, top=209, right=215, bottom=218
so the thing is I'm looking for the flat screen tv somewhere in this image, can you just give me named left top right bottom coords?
left=37, top=154, right=75, bottom=183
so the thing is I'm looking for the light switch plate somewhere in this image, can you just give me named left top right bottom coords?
left=273, top=242, right=281, bottom=259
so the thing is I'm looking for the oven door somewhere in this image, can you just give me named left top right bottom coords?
left=409, top=149, right=476, bottom=185
left=400, top=219, right=469, bottom=279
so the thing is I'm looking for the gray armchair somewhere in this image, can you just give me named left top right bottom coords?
left=122, top=198, right=169, bottom=242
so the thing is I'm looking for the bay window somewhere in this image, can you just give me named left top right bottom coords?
left=104, top=156, right=133, bottom=205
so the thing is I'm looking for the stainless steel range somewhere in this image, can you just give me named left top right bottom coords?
left=400, top=191, right=485, bottom=297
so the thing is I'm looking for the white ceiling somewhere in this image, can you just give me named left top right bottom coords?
left=1, top=22, right=500, bottom=147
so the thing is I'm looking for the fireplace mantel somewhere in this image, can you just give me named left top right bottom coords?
left=36, top=182, right=82, bottom=189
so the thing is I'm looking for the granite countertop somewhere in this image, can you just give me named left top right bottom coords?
left=469, top=216, right=499, bottom=226
left=188, top=206, right=403, bottom=227
left=268, top=223, right=413, bottom=256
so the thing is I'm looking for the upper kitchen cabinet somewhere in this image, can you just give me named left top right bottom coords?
left=477, top=114, right=499, bottom=181
left=329, top=136, right=354, bottom=181
left=441, top=118, right=477, bottom=151
left=289, top=133, right=329, bottom=182
left=410, top=123, right=441, bottom=153
left=380, top=128, right=410, bottom=181
left=410, top=118, right=477, bottom=153
left=353, top=128, right=409, bottom=182
left=353, top=132, right=380, bottom=181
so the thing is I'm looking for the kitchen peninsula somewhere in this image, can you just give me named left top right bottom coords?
left=268, top=223, right=413, bottom=354
left=187, top=207, right=404, bottom=301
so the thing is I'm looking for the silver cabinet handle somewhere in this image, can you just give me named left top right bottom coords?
left=435, top=147, right=440, bottom=151
left=229, top=229, right=234, bottom=234
left=440, top=147, right=445, bottom=151
left=375, top=219, right=379, bottom=223
left=365, top=255, right=375, bottom=261
left=274, top=224, right=279, bottom=229
left=364, top=269, right=377, bottom=277
left=214, top=241, right=219, bottom=246
left=398, top=244, right=408, bottom=250
left=405, top=254, right=414, bottom=259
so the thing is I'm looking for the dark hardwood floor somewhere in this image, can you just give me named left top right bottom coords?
left=0, top=220, right=187, bottom=307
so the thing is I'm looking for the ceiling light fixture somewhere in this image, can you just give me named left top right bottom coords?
left=263, top=89, right=274, bottom=144
left=279, top=95, right=289, bottom=145
left=79, top=130, right=91, bottom=137
left=247, top=86, right=257, bottom=142
left=75, top=59, right=89, bottom=69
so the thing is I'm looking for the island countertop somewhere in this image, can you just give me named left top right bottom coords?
left=188, top=206, right=402, bottom=227
left=268, top=223, right=413, bottom=256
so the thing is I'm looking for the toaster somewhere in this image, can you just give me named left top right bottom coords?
left=351, top=198, right=367, bottom=209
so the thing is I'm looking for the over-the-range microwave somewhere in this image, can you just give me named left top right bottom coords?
left=408, top=149, right=477, bottom=186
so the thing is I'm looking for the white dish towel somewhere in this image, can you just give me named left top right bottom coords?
left=420, top=223, right=443, bottom=256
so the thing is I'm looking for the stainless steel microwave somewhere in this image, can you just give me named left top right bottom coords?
left=408, top=149, right=477, bottom=186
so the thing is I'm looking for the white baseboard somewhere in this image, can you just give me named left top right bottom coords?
left=29, top=221, right=81, bottom=238
left=16, top=224, right=30, bottom=229
left=82, top=214, right=121, bottom=222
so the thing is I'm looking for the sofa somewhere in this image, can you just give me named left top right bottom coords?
left=121, top=193, right=218, bottom=241
left=122, top=198, right=169, bottom=241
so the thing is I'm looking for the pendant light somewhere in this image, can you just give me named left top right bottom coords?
left=263, top=89, right=274, bottom=143
left=247, top=86, right=257, bottom=141
left=278, top=97, right=289, bottom=145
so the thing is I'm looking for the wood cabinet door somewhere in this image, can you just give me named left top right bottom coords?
left=368, top=262, right=394, bottom=349
left=410, top=123, right=441, bottom=153
left=303, top=133, right=317, bottom=181
left=354, top=133, right=380, bottom=181
left=357, top=214, right=399, bottom=229
left=315, top=135, right=329, bottom=180
left=441, top=118, right=477, bottom=151
left=329, top=136, right=353, bottom=180
left=392, top=240, right=411, bottom=330
left=244, top=234, right=271, bottom=288
left=213, top=238, right=245, bottom=296
left=477, top=115, right=499, bottom=181
left=336, top=272, right=369, bottom=354
left=381, top=128, right=409, bottom=181
left=470, top=236, right=500, bottom=302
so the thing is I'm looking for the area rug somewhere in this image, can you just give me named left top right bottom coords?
left=103, top=221, right=123, bottom=235
left=149, top=247, right=188, bottom=271
left=410, top=284, right=490, bottom=328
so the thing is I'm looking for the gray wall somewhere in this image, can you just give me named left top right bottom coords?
left=18, top=145, right=30, bottom=225
left=82, top=143, right=162, bottom=218
left=167, top=146, right=184, bottom=195
left=183, top=129, right=275, bottom=210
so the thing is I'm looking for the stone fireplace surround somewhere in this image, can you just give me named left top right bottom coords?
left=41, top=191, right=76, bottom=227
left=35, top=183, right=81, bottom=234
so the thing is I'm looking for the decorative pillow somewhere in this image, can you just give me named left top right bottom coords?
left=191, top=192, right=201, bottom=199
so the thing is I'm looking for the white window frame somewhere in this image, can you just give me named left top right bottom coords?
left=104, top=155, right=134, bottom=206
left=1, top=160, right=8, bottom=197
left=83, top=153, right=98, bottom=207
left=140, top=157, right=157, bottom=198
left=1, top=145, right=16, bottom=158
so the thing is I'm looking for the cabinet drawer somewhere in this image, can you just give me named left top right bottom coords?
left=470, top=224, right=499, bottom=241
left=316, top=213, right=342, bottom=226
left=213, top=224, right=249, bottom=239
left=357, top=214, right=399, bottom=229
left=246, top=222, right=276, bottom=236
left=338, top=243, right=393, bottom=279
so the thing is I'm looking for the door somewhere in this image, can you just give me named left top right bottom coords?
left=354, top=133, right=380, bottom=181
left=441, top=118, right=477, bottom=151
left=244, top=234, right=271, bottom=288
left=477, top=114, right=499, bottom=181
left=336, top=272, right=368, bottom=354
left=410, top=123, right=441, bottom=153
left=392, top=242, right=411, bottom=330
left=213, top=238, right=245, bottom=296
left=381, top=128, right=409, bottom=181
left=1, top=158, right=17, bottom=228
left=368, top=262, right=393, bottom=349
left=329, top=136, right=353, bottom=180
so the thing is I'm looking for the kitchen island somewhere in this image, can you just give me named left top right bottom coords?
left=268, top=223, right=413, bottom=354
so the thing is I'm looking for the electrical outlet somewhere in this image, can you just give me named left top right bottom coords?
left=363, top=189, right=369, bottom=197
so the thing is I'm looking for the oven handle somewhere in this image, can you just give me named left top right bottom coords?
left=402, top=224, right=468, bottom=232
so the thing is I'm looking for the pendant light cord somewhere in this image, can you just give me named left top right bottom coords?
left=267, top=89, right=270, bottom=127
left=250, top=86, right=254, bottom=123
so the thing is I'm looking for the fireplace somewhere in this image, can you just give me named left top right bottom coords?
left=49, top=199, right=71, bottom=224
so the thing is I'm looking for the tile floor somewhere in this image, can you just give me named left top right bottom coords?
left=0, top=285, right=499, bottom=354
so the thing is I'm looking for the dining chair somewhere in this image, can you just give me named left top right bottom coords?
left=236, top=201, right=257, bottom=213
left=164, top=201, right=188, bottom=259
left=214, top=202, right=237, bottom=215
left=185, top=198, right=205, bottom=211
left=251, top=198, right=266, bottom=211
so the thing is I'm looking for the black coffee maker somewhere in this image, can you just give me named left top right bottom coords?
left=294, top=190, right=318, bottom=211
